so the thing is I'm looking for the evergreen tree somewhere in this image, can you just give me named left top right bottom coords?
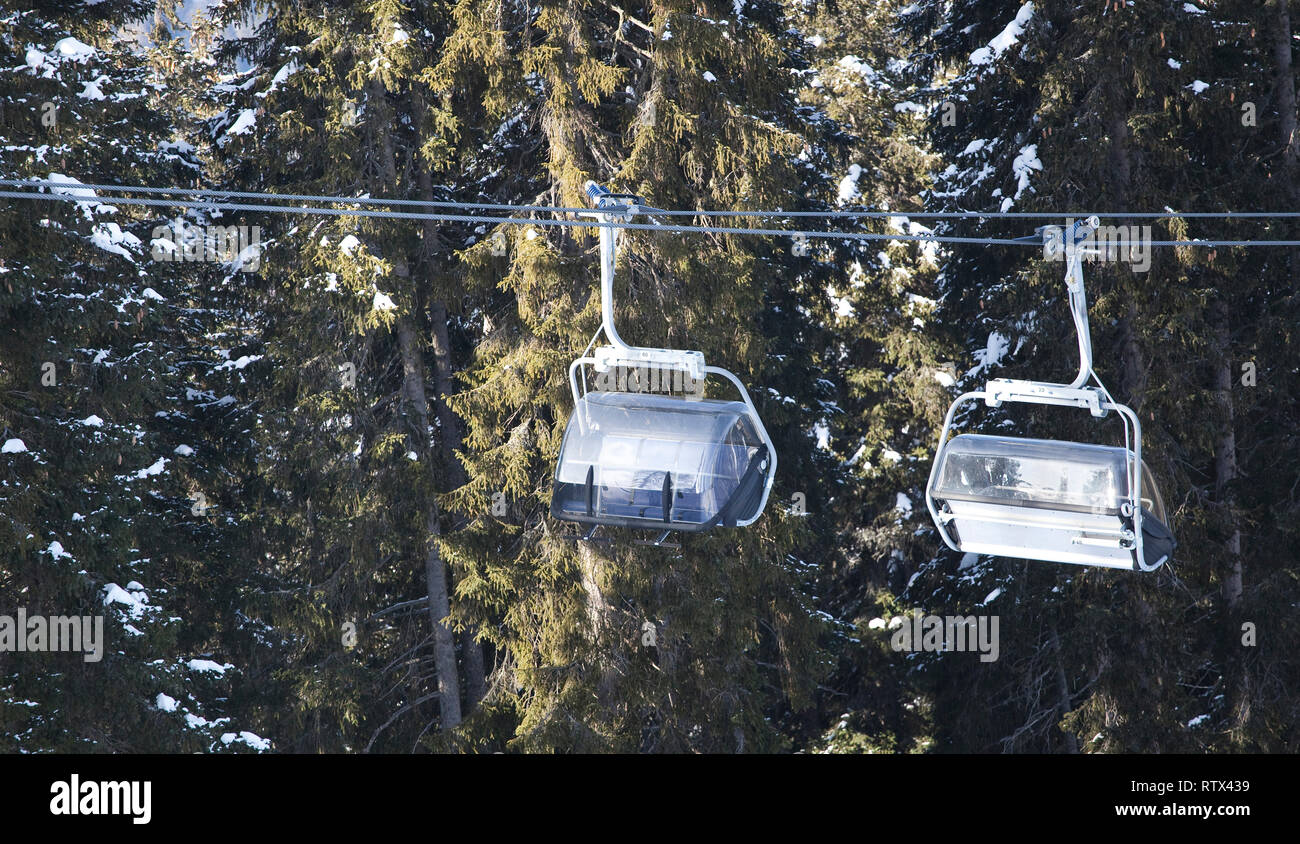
left=436, top=0, right=837, bottom=751
left=0, top=0, right=266, bottom=751
left=786, top=0, right=952, bottom=753
left=2, top=0, right=1297, bottom=756
left=198, top=0, right=505, bottom=750
left=898, top=0, right=1300, bottom=751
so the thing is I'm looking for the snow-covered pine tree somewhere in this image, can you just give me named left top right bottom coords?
left=199, top=0, right=502, bottom=750
left=0, top=1, right=267, bottom=751
left=898, top=0, right=1300, bottom=751
left=785, top=0, right=951, bottom=753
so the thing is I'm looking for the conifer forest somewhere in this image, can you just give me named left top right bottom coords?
left=2, top=0, right=1299, bottom=758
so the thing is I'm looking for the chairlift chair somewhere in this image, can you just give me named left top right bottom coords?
left=924, top=217, right=1175, bottom=571
left=550, top=183, right=777, bottom=539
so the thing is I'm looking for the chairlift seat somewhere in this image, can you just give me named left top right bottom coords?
left=551, top=391, right=771, bottom=531
left=929, top=433, right=1175, bottom=570
left=549, top=182, right=777, bottom=540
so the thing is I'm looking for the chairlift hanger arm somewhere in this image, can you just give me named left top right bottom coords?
left=581, top=182, right=702, bottom=377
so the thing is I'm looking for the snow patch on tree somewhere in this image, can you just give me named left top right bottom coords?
left=90, top=223, right=142, bottom=260
left=188, top=659, right=234, bottom=675
left=220, top=108, right=257, bottom=144
left=969, top=2, right=1034, bottom=67
left=837, top=163, right=862, bottom=203
left=968, top=331, right=1011, bottom=378
left=135, top=457, right=167, bottom=478
left=1011, top=144, right=1042, bottom=199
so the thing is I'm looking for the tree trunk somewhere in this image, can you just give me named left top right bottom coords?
left=1273, top=0, right=1299, bottom=175
left=1049, top=627, right=1078, bottom=753
left=396, top=315, right=463, bottom=729
left=1106, top=108, right=1147, bottom=403
left=1210, top=297, right=1243, bottom=610
left=369, top=75, right=465, bottom=728
left=414, top=138, right=487, bottom=710
left=578, top=544, right=613, bottom=636
left=578, top=542, right=618, bottom=715
left=1270, top=0, right=1300, bottom=340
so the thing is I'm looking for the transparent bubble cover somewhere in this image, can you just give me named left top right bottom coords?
left=931, top=433, right=1164, bottom=518
left=552, top=391, right=765, bottom=528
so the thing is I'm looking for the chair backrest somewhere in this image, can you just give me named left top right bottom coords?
left=932, top=433, right=1133, bottom=515
left=928, top=433, right=1175, bottom=569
